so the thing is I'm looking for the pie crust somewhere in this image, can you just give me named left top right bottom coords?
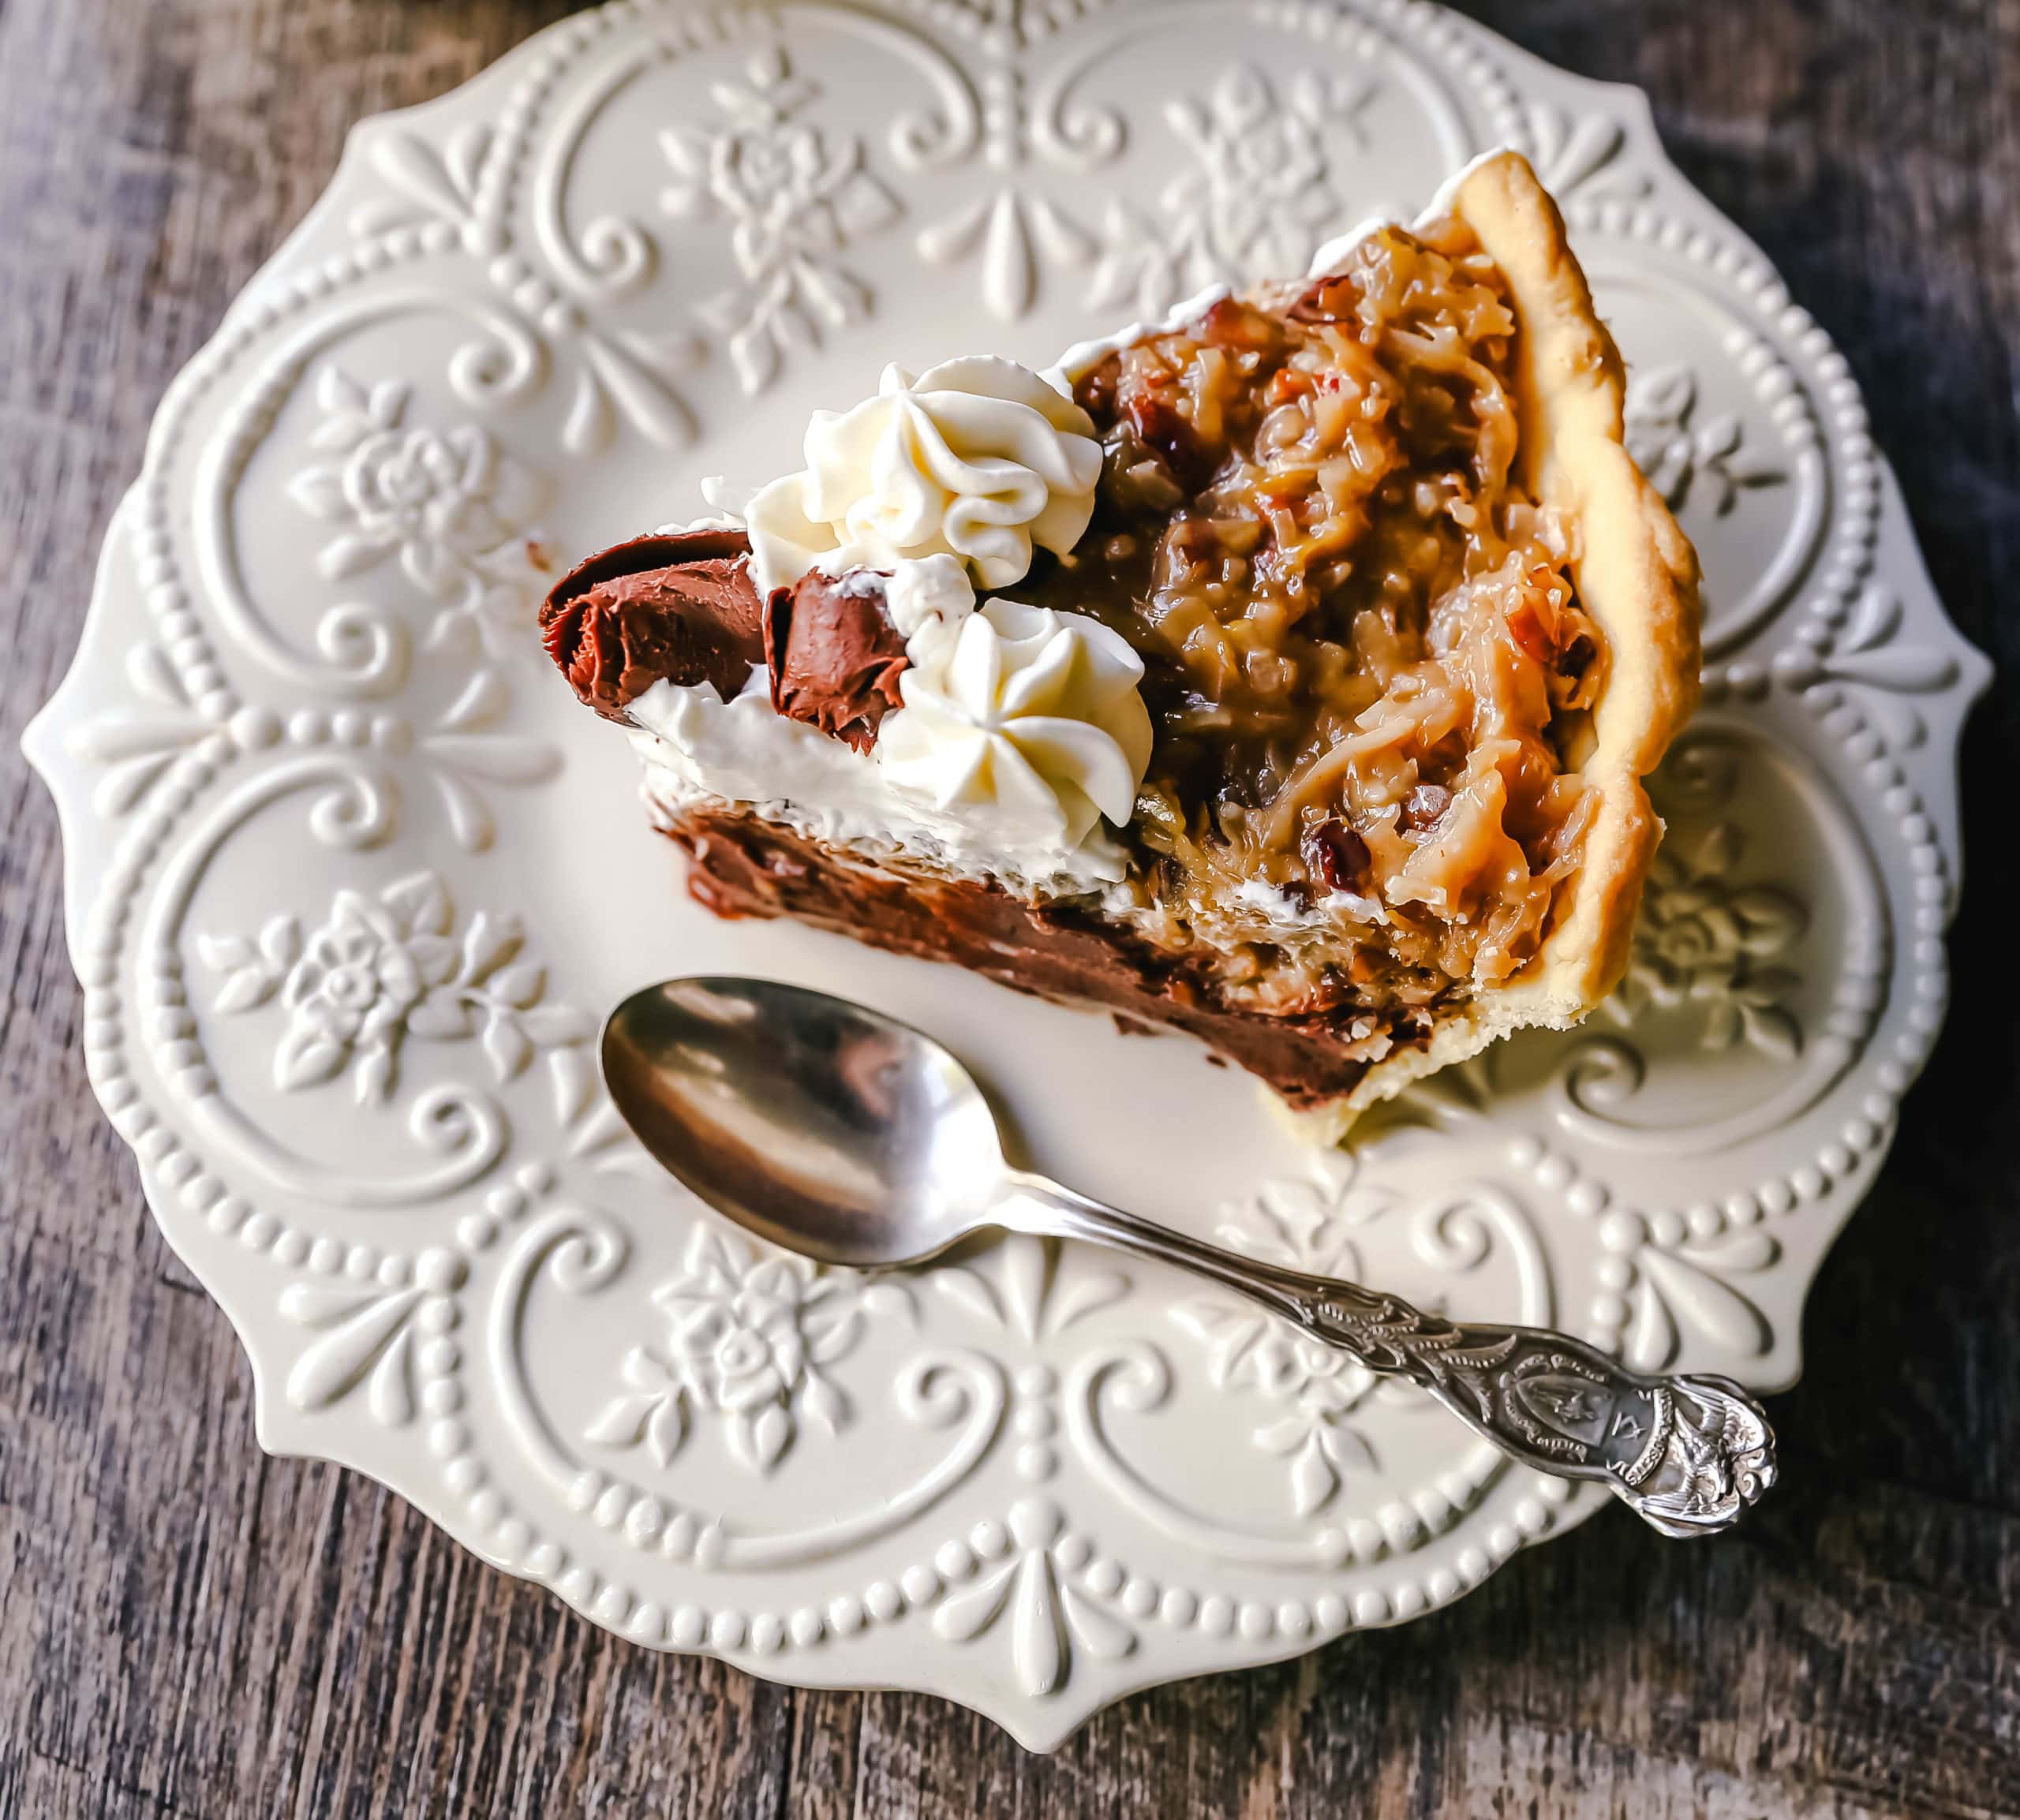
left=1300, top=149, right=1701, bottom=1128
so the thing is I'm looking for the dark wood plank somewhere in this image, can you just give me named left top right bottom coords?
left=0, top=0, right=2014, bottom=1814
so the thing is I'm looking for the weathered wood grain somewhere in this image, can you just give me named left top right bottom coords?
left=0, top=0, right=2014, bottom=1814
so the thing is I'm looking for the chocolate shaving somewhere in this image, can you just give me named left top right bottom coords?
left=539, top=529, right=764, bottom=722
left=763, top=569, right=910, bottom=752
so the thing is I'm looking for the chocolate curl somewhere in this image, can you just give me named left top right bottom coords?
left=539, top=529, right=765, bottom=722
left=762, top=570, right=909, bottom=752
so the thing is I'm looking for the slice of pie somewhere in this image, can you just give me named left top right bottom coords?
left=541, top=151, right=1700, bottom=1130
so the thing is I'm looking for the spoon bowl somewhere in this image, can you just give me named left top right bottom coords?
left=601, top=976, right=1010, bottom=1268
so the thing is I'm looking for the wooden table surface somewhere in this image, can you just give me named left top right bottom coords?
left=2, top=1, right=2014, bottom=1814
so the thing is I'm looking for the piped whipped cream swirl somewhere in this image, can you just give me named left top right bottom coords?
left=879, top=577, right=1153, bottom=852
left=739, top=357, right=1103, bottom=596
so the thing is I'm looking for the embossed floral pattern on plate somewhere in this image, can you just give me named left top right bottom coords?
left=24, top=0, right=1988, bottom=1750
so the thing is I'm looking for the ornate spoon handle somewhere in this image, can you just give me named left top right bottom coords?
left=1004, top=1173, right=1777, bottom=1538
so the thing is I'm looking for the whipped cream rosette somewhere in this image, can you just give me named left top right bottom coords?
left=738, top=357, right=1105, bottom=594
left=879, top=594, right=1154, bottom=852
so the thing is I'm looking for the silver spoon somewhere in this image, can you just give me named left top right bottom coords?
left=602, top=975, right=1776, bottom=1538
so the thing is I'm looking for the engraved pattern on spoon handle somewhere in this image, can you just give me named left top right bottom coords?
left=1290, top=1286, right=1778, bottom=1538
left=1005, top=1175, right=1777, bottom=1538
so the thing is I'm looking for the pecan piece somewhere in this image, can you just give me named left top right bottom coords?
left=1306, top=818, right=1372, bottom=896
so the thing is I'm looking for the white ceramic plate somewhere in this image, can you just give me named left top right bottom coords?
left=26, top=0, right=1988, bottom=1747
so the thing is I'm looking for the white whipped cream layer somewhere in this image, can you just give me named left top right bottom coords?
left=629, top=674, right=1135, bottom=899
left=627, top=554, right=1152, bottom=898
left=734, top=357, right=1103, bottom=596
